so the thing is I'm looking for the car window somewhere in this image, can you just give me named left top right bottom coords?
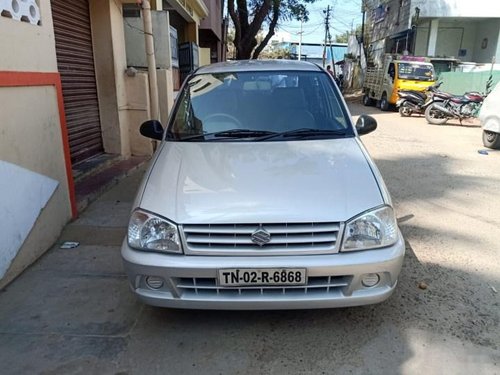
left=169, top=70, right=352, bottom=140
left=397, top=63, right=434, bottom=81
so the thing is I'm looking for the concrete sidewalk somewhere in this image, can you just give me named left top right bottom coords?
left=0, top=166, right=147, bottom=374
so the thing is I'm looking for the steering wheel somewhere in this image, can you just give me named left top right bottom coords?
left=203, top=113, right=242, bottom=130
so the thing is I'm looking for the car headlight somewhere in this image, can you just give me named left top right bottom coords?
left=127, top=209, right=182, bottom=253
left=341, top=206, right=398, bottom=252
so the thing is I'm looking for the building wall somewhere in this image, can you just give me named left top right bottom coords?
left=0, top=0, right=180, bottom=287
left=414, top=23, right=429, bottom=57
left=0, top=0, right=73, bottom=287
left=199, top=0, right=221, bottom=40
left=90, top=0, right=127, bottom=156
left=435, top=21, right=477, bottom=60
left=473, top=19, right=500, bottom=64
left=367, top=0, right=500, bottom=63
left=199, top=0, right=225, bottom=62
left=199, top=47, right=211, bottom=66
left=415, top=19, right=500, bottom=63
left=0, top=1, right=57, bottom=71
left=169, top=11, right=187, bottom=42
left=369, top=0, right=412, bottom=43
left=417, top=0, right=500, bottom=18
left=90, top=0, right=168, bottom=156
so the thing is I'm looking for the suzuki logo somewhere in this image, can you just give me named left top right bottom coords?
left=251, top=226, right=271, bottom=246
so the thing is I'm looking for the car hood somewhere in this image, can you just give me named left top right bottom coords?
left=139, top=139, right=384, bottom=224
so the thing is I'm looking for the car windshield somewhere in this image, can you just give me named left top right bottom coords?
left=397, top=63, right=435, bottom=81
left=167, top=70, right=353, bottom=141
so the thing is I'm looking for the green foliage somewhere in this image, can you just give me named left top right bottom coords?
left=228, top=0, right=317, bottom=59
left=248, top=0, right=316, bottom=22
left=259, top=47, right=292, bottom=59
left=335, top=24, right=363, bottom=43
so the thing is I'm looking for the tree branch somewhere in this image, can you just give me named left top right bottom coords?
left=236, top=0, right=250, bottom=31
left=227, top=0, right=241, bottom=46
left=252, top=0, right=280, bottom=59
left=242, top=0, right=272, bottom=46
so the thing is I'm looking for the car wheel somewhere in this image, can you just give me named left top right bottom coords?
left=399, top=104, right=412, bottom=117
left=363, top=93, right=374, bottom=106
left=425, top=103, right=448, bottom=125
left=380, top=93, right=389, bottom=111
left=482, top=130, right=500, bottom=149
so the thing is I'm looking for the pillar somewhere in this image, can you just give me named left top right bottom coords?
left=427, top=19, right=439, bottom=57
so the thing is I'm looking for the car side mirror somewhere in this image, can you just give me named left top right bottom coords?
left=355, top=115, right=377, bottom=136
left=140, top=120, right=164, bottom=140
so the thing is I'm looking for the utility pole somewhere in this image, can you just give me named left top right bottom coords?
left=322, top=5, right=336, bottom=75
left=298, top=17, right=303, bottom=61
left=322, top=5, right=331, bottom=68
left=361, top=0, right=365, bottom=49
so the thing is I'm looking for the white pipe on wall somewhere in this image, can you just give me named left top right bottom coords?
left=138, top=0, right=160, bottom=122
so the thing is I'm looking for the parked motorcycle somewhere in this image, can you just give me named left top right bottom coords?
left=425, top=79, right=493, bottom=125
left=396, top=82, right=442, bottom=117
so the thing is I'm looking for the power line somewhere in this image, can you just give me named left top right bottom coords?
left=283, top=1, right=363, bottom=43
left=278, top=23, right=323, bottom=36
left=278, top=21, right=324, bottom=29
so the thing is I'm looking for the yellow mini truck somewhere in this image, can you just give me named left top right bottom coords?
left=363, top=55, right=436, bottom=111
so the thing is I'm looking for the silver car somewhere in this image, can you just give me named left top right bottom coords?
left=480, top=81, right=500, bottom=149
left=122, top=60, right=405, bottom=310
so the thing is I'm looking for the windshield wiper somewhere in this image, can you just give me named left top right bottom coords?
left=180, top=129, right=278, bottom=141
left=255, top=128, right=347, bottom=141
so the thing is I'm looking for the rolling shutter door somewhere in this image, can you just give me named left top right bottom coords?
left=52, top=0, right=104, bottom=165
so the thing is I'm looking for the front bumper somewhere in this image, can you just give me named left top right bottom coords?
left=121, top=233, right=405, bottom=310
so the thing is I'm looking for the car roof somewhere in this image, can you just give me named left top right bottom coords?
left=195, top=59, right=323, bottom=74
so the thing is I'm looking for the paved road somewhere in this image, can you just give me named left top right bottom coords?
left=0, top=103, right=498, bottom=374
left=350, top=102, right=499, bottom=373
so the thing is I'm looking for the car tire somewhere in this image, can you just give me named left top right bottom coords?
left=482, top=130, right=500, bottom=149
left=363, top=93, right=374, bottom=106
left=380, top=93, right=389, bottom=111
left=425, top=103, right=448, bottom=125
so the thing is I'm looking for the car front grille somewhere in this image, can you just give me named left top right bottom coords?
left=181, top=222, right=343, bottom=255
left=176, top=276, right=352, bottom=298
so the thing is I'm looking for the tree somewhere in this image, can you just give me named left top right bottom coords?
left=226, top=28, right=237, bottom=59
left=259, top=46, right=292, bottom=59
left=335, top=24, right=363, bottom=43
left=228, top=0, right=316, bottom=60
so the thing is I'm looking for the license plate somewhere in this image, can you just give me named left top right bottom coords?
left=218, top=268, right=307, bottom=287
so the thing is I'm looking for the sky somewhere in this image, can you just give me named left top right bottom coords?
left=275, top=0, right=364, bottom=44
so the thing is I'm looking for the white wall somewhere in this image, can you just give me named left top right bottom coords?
left=435, top=21, right=477, bottom=61
left=0, top=85, right=72, bottom=287
left=414, top=22, right=429, bottom=57
left=473, top=19, right=500, bottom=64
left=0, top=0, right=72, bottom=287
left=415, top=19, right=499, bottom=63
left=416, top=0, right=500, bottom=18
